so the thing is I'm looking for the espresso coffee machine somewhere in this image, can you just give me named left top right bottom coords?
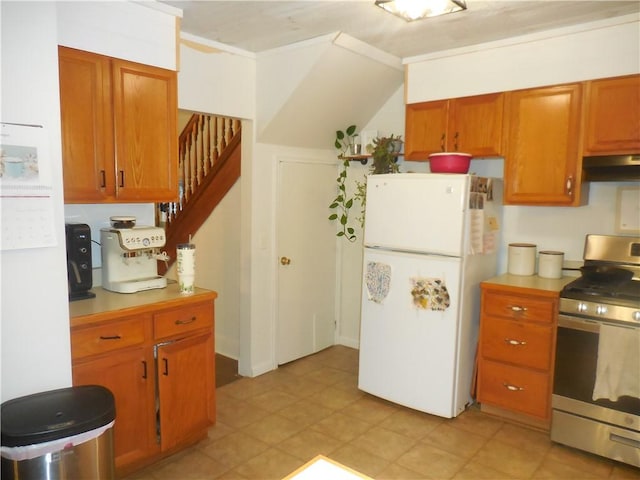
left=101, top=220, right=169, bottom=294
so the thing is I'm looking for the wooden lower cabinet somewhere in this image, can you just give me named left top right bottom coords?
left=156, top=331, right=215, bottom=451
left=477, top=283, right=559, bottom=429
left=70, top=291, right=216, bottom=476
left=72, top=346, right=156, bottom=469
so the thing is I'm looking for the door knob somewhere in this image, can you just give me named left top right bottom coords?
left=280, top=257, right=291, bottom=265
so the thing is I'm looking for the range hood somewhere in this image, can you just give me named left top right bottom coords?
left=582, top=154, right=640, bottom=181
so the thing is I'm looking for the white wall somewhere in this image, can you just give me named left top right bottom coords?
left=1, top=2, right=72, bottom=402
left=56, top=1, right=180, bottom=70
left=175, top=40, right=256, bottom=370
left=406, top=14, right=640, bottom=102
left=177, top=35, right=255, bottom=120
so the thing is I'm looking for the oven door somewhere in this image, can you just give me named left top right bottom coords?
left=552, top=313, right=640, bottom=468
left=553, top=314, right=640, bottom=426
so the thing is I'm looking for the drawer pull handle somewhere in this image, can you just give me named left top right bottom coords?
left=503, top=382, right=524, bottom=391
left=175, top=316, right=196, bottom=325
left=508, top=305, right=527, bottom=313
left=505, top=338, right=527, bottom=346
left=99, top=335, right=122, bottom=340
left=142, top=360, right=147, bottom=379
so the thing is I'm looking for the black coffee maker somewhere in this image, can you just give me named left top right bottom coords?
left=65, top=223, right=96, bottom=301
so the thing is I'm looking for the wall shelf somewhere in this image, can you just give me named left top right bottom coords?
left=345, top=154, right=403, bottom=165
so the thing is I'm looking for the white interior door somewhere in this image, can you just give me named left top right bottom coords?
left=277, top=159, right=337, bottom=365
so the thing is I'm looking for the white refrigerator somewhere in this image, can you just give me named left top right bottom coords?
left=358, top=173, right=502, bottom=418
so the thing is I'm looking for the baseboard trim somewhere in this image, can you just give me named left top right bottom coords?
left=337, top=337, right=359, bottom=349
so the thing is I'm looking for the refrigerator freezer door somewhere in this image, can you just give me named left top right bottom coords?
left=358, top=248, right=466, bottom=417
left=364, top=173, right=469, bottom=256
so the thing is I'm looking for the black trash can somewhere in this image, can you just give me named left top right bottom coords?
left=1, top=385, right=115, bottom=480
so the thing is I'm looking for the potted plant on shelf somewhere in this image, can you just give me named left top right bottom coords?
left=329, top=129, right=404, bottom=239
left=328, top=124, right=359, bottom=242
left=352, top=134, right=403, bottom=228
left=371, top=135, right=402, bottom=174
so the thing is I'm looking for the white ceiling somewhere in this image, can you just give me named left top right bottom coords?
left=159, top=0, right=639, bottom=58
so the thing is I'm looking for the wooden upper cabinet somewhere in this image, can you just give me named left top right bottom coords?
left=583, top=74, right=640, bottom=155
left=58, top=47, right=114, bottom=201
left=405, top=100, right=448, bottom=160
left=503, top=83, right=586, bottom=206
left=404, top=93, right=504, bottom=160
left=112, top=59, right=178, bottom=202
left=447, top=93, right=504, bottom=157
left=58, top=46, right=178, bottom=203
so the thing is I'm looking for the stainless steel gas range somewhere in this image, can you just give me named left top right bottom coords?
left=551, top=234, right=640, bottom=468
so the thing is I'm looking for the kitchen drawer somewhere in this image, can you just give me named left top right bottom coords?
left=481, top=317, right=553, bottom=370
left=71, top=316, right=147, bottom=360
left=478, top=359, right=550, bottom=419
left=154, top=301, right=213, bottom=340
left=483, top=291, right=554, bottom=323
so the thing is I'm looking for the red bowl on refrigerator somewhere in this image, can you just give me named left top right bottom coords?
left=428, top=152, right=472, bottom=173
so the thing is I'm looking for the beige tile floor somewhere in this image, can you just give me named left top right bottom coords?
left=126, top=346, right=640, bottom=480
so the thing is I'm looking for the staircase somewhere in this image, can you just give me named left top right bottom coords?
left=157, top=113, right=241, bottom=274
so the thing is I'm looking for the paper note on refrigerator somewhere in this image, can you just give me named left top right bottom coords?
left=365, top=261, right=392, bottom=304
left=410, top=277, right=450, bottom=311
left=469, top=209, right=484, bottom=255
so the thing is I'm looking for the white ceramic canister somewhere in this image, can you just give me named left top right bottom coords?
left=538, top=251, right=564, bottom=279
left=508, top=243, right=537, bottom=276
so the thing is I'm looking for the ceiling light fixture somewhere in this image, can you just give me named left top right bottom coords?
left=375, top=0, right=467, bottom=21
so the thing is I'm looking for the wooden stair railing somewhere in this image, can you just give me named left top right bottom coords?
left=157, top=114, right=241, bottom=274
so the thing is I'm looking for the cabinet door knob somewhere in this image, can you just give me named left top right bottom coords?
left=503, top=383, right=524, bottom=391
left=508, top=305, right=527, bottom=313
left=566, top=175, right=573, bottom=197
left=280, top=256, right=291, bottom=266
left=504, top=338, right=527, bottom=346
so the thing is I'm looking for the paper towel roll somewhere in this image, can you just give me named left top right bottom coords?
left=508, top=243, right=536, bottom=276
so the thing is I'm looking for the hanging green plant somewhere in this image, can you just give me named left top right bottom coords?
left=328, top=124, right=358, bottom=242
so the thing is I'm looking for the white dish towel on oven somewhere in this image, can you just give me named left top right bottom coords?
left=592, top=324, right=640, bottom=402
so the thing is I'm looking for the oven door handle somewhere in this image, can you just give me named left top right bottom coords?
left=558, top=314, right=601, bottom=333
left=610, top=433, right=640, bottom=449
left=559, top=314, right=639, bottom=332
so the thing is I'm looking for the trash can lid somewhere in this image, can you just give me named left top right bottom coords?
left=1, top=385, right=115, bottom=447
